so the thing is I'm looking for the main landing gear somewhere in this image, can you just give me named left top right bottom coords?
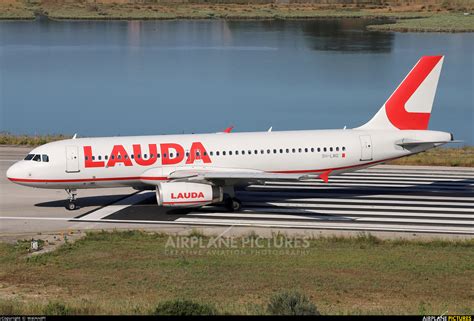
left=65, top=189, right=78, bottom=211
left=224, top=196, right=242, bottom=212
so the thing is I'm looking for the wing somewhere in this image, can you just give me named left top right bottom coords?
left=167, top=168, right=327, bottom=185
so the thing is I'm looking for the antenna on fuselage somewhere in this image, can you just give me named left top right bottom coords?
left=268, top=127, right=273, bottom=132
left=72, top=133, right=77, bottom=139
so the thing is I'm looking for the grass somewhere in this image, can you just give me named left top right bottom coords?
left=0, top=133, right=69, bottom=146
left=367, top=12, right=474, bottom=32
left=1, top=1, right=473, bottom=32
left=0, top=230, right=472, bottom=315
left=386, top=146, right=474, bottom=167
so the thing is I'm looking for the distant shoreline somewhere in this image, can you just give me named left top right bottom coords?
left=1, top=2, right=473, bottom=33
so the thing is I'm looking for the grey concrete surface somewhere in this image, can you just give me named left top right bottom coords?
left=1, top=146, right=473, bottom=240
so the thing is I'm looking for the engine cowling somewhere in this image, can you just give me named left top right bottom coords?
left=156, top=182, right=223, bottom=207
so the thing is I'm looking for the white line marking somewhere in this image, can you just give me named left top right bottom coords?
left=76, top=191, right=151, bottom=221
left=0, top=216, right=72, bottom=221
left=245, top=202, right=474, bottom=213
left=67, top=218, right=474, bottom=235
left=245, top=197, right=474, bottom=207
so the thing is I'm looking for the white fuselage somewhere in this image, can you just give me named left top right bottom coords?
left=6, top=128, right=451, bottom=189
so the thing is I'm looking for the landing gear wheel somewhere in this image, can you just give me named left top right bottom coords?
left=225, top=197, right=242, bottom=212
left=65, top=189, right=78, bottom=211
left=67, top=202, right=77, bottom=211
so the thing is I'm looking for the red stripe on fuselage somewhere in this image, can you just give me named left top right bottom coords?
left=7, top=156, right=403, bottom=184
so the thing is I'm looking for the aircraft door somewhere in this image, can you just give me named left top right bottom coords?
left=66, top=146, right=80, bottom=173
left=359, top=135, right=373, bottom=161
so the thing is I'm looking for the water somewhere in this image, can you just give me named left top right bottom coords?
left=0, top=18, right=473, bottom=144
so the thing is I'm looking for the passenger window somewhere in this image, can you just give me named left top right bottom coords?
left=24, top=154, right=34, bottom=161
left=292, top=148, right=295, bottom=153
left=342, top=147, right=346, bottom=151
left=236, top=151, right=239, bottom=155
left=330, top=147, right=333, bottom=152
left=105, top=155, right=109, bottom=160
left=267, top=149, right=270, bottom=154
left=273, top=149, right=277, bottom=154
left=92, top=156, right=95, bottom=161
left=311, top=148, right=314, bottom=152
left=137, top=154, right=141, bottom=159
left=203, top=152, right=207, bottom=156
left=298, top=148, right=302, bottom=153
left=323, top=148, right=327, bottom=152
left=131, top=155, right=134, bottom=159
left=248, top=150, right=252, bottom=154
left=254, top=150, right=258, bottom=154
left=111, top=155, right=115, bottom=160
left=98, top=155, right=102, bottom=160
left=125, top=155, right=129, bottom=159
left=242, top=150, right=245, bottom=155
left=336, top=147, right=339, bottom=151
left=229, top=151, right=233, bottom=156
left=169, top=153, right=173, bottom=158
left=143, top=154, right=147, bottom=159
left=158, top=154, right=161, bottom=158
left=118, top=155, right=122, bottom=160
left=286, top=149, right=289, bottom=153
left=163, top=153, right=167, bottom=158
left=33, top=154, right=41, bottom=162
left=223, top=151, right=226, bottom=156
left=216, top=151, right=220, bottom=156
left=85, top=156, right=89, bottom=161
left=210, top=151, right=213, bottom=156
left=279, top=149, right=283, bottom=153
left=196, top=151, right=200, bottom=157
left=317, top=148, right=321, bottom=152
left=42, top=155, right=49, bottom=162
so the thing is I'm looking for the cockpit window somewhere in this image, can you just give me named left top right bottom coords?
left=42, top=155, right=49, bottom=162
left=24, top=154, right=34, bottom=160
left=32, top=154, right=41, bottom=162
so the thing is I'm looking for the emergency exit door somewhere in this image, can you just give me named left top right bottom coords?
left=66, top=146, right=80, bottom=173
left=359, top=135, right=373, bottom=161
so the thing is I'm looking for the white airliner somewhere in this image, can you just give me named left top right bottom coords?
left=7, top=56, right=454, bottom=211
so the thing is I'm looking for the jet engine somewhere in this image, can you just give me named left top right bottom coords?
left=156, top=182, right=223, bottom=207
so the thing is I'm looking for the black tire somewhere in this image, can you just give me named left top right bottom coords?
left=225, top=198, right=242, bottom=212
left=67, top=202, right=76, bottom=211
left=231, top=198, right=242, bottom=212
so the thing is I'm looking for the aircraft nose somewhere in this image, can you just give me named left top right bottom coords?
left=6, top=162, right=23, bottom=181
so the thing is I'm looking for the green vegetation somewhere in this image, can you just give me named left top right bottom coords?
left=152, top=299, right=217, bottom=315
left=1, top=1, right=473, bottom=32
left=387, top=146, right=474, bottom=167
left=267, top=291, right=320, bottom=315
left=0, top=133, right=69, bottom=146
left=368, top=12, right=474, bottom=32
left=0, top=230, right=472, bottom=315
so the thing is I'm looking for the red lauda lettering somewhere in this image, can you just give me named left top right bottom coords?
left=84, top=146, right=105, bottom=168
left=171, top=192, right=205, bottom=199
left=84, top=142, right=211, bottom=168
left=186, top=142, right=211, bottom=164
left=133, top=144, right=158, bottom=166
left=161, top=143, right=184, bottom=165
left=107, top=145, right=133, bottom=167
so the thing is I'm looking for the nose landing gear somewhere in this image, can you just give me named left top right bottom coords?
left=65, top=189, right=78, bottom=210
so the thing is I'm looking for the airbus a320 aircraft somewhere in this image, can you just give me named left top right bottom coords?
left=7, top=56, right=454, bottom=211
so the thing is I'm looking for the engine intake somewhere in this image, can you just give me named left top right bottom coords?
left=156, top=182, right=223, bottom=207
